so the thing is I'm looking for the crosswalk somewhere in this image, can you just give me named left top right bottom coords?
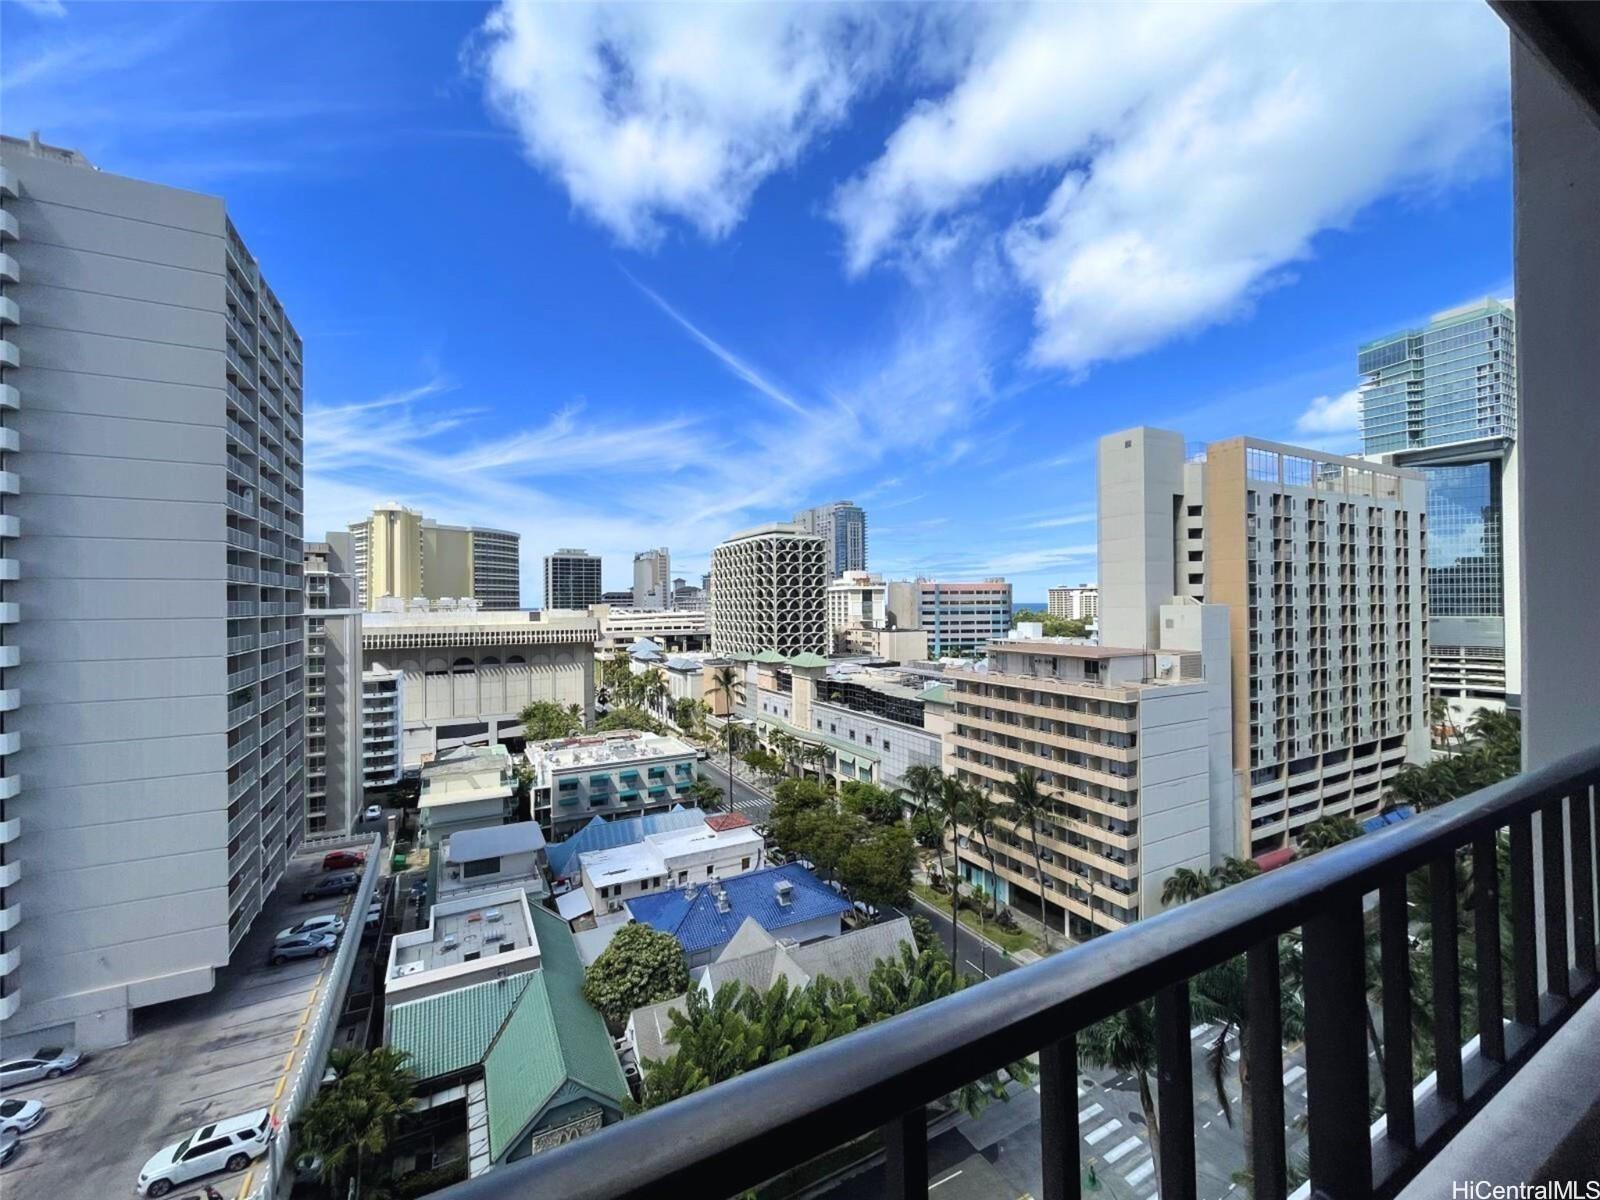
left=1029, top=1087, right=1161, bottom=1199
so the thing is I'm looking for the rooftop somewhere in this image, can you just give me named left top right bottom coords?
left=546, top=807, right=708, bottom=880
left=387, top=973, right=534, bottom=1081
left=578, top=822, right=765, bottom=889
left=445, top=821, right=547, bottom=863
left=626, top=863, right=854, bottom=956
left=531, top=731, right=696, bottom=772
left=387, top=888, right=540, bottom=995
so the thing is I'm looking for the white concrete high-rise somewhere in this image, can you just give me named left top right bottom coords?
left=709, top=524, right=827, bottom=656
left=1047, top=584, right=1100, bottom=623
left=304, top=535, right=363, bottom=836
left=1099, top=429, right=1428, bottom=859
left=0, top=137, right=306, bottom=1047
left=632, top=547, right=670, bottom=610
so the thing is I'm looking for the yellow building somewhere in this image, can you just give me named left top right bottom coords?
left=349, top=503, right=521, bottom=610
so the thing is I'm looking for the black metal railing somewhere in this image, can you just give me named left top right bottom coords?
left=439, top=744, right=1600, bottom=1200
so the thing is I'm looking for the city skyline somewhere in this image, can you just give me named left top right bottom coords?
left=0, top=1, right=1515, bottom=604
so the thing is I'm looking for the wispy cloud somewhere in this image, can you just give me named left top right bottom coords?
left=1026, top=511, right=1096, bottom=530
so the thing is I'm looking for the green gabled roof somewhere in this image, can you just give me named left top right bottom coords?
left=753, top=649, right=787, bottom=664
left=482, top=906, right=630, bottom=1160
left=920, top=683, right=951, bottom=705
left=785, top=652, right=829, bottom=669
left=387, top=973, right=533, bottom=1081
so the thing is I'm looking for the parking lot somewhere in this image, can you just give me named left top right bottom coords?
left=2, top=847, right=376, bottom=1199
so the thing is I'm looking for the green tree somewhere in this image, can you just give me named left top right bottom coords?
left=706, top=665, right=747, bottom=786
left=1000, top=767, right=1057, bottom=950
left=1079, top=1002, right=1161, bottom=1178
left=294, top=1046, right=418, bottom=1199
left=1295, top=814, right=1362, bottom=857
left=639, top=666, right=669, bottom=716
left=1009, top=609, right=1090, bottom=638
left=840, top=822, right=917, bottom=911
left=930, top=772, right=969, bottom=961
left=1211, top=856, right=1262, bottom=888
left=685, top=776, right=724, bottom=811
left=839, top=780, right=904, bottom=826
left=741, top=747, right=785, bottom=785
left=767, top=778, right=831, bottom=858
left=1162, top=867, right=1216, bottom=907
left=595, top=705, right=667, bottom=735
left=672, top=696, right=706, bottom=737
left=958, top=784, right=1005, bottom=920
left=582, top=923, right=690, bottom=1026
left=520, top=699, right=583, bottom=742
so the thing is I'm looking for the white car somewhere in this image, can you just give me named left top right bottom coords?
left=136, top=1108, right=276, bottom=1197
left=0, top=1098, right=43, bottom=1133
left=275, top=914, right=346, bottom=943
left=0, top=1047, right=83, bottom=1089
left=363, top=804, right=383, bottom=822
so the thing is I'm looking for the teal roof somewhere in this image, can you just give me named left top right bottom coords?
left=387, top=973, right=533, bottom=1081
left=483, top=906, right=630, bottom=1160
left=920, top=683, right=951, bottom=705
left=786, top=652, right=829, bottom=669
left=754, top=649, right=787, bottom=664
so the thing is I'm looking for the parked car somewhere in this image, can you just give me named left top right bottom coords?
left=0, top=1047, right=83, bottom=1089
left=136, top=1108, right=276, bottom=1197
left=363, top=804, right=384, bottom=823
left=0, top=1129, right=17, bottom=1168
left=695, top=748, right=710, bottom=760
left=0, top=1098, right=44, bottom=1134
left=362, top=903, right=383, bottom=933
left=270, top=931, right=336, bottom=966
left=275, top=914, right=345, bottom=943
left=321, top=849, right=365, bottom=871
left=301, top=871, right=359, bottom=901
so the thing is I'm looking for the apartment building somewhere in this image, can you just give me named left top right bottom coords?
left=591, top=604, right=709, bottom=653
left=918, top=579, right=1013, bottom=657
left=304, top=535, right=363, bottom=835
left=1047, top=584, right=1100, bottom=623
left=632, top=547, right=671, bottom=610
left=349, top=503, right=521, bottom=610
left=794, top=500, right=868, bottom=579
left=362, top=601, right=596, bottom=769
left=0, top=138, right=305, bottom=1047
left=1360, top=299, right=1520, bottom=723
left=1099, top=428, right=1429, bottom=858
left=361, top=666, right=404, bottom=792
left=944, top=639, right=1225, bottom=939
left=709, top=524, right=827, bottom=656
left=526, top=731, right=700, bottom=835
left=543, top=547, right=603, bottom=610
left=578, top=817, right=765, bottom=916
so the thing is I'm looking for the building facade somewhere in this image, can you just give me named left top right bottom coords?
left=305, top=535, right=363, bottom=835
left=591, top=604, right=709, bottom=653
left=917, top=579, right=1013, bottom=657
left=709, top=524, right=827, bottom=656
left=361, top=666, right=404, bottom=792
left=526, top=731, right=700, bottom=835
left=349, top=503, right=521, bottom=611
left=632, top=547, right=670, bottom=610
left=0, top=139, right=305, bottom=1047
left=1359, top=299, right=1520, bottom=723
left=794, top=500, right=867, bottom=579
left=362, top=604, right=597, bottom=769
left=543, top=548, right=603, bottom=610
left=1047, top=584, right=1100, bottom=623
left=1099, top=428, right=1429, bottom=859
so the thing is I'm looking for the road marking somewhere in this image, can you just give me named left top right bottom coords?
left=1125, top=1159, right=1156, bottom=1186
left=236, top=1168, right=255, bottom=1200
left=1283, top=1064, right=1306, bottom=1086
left=1085, top=1119, right=1123, bottom=1146
left=1104, top=1136, right=1142, bottom=1163
left=930, top=1169, right=964, bottom=1190
left=1078, top=1102, right=1104, bottom=1122
left=1190, top=1023, right=1210, bottom=1039
left=1229, top=1048, right=1241, bottom=1061
left=1077, top=1085, right=1087, bottom=1098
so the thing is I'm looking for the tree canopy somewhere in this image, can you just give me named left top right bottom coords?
left=294, top=1046, right=417, bottom=1198
left=1009, top=609, right=1090, bottom=638
left=582, top=923, right=690, bottom=1026
left=520, top=699, right=583, bottom=742
left=595, top=705, right=667, bottom=735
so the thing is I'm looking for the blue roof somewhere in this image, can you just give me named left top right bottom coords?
left=1361, top=805, right=1415, bottom=834
left=546, top=806, right=704, bottom=879
left=626, top=864, right=853, bottom=956
left=629, top=637, right=665, bottom=659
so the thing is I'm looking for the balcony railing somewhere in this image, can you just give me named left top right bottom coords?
left=437, top=743, right=1600, bottom=1200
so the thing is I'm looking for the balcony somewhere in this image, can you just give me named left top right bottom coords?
left=441, top=743, right=1600, bottom=1200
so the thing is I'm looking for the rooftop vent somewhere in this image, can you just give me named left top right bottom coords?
left=714, top=894, right=731, bottom=914
left=775, top=880, right=794, bottom=907
left=484, top=909, right=505, bottom=923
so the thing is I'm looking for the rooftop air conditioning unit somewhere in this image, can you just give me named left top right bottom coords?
left=393, top=962, right=425, bottom=978
left=484, top=909, right=504, bottom=923
left=774, top=880, right=794, bottom=907
left=484, top=928, right=507, bottom=944
left=715, top=896, right=731, bottom=914
left=441, top=934, right=459, bottom=951
left=608, top=900, right=622, bottom=914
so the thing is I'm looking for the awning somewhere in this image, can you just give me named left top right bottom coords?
left=836, top=751, right=856, bottom=766
left=648, top=766, right=667, bottom=777
left=675, top=763, right=693, bottom=775
left=620, top=769, right=641, bottom=781
left=620, top=789, right=640, bottom=800
left=589, top=774, right=611, bottom=786
left=555, top=890, right=593, bottom=921
left=558, top=779, right=579, bottom=790
left=558, top=795, right=580, bottom=807
left=648, top=786, right=668, bottom=797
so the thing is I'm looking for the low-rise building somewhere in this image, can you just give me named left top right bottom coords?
left=439, top=821, right=548, bottom=903
left=579, top=815, right=765, bottom=916
left=545, top=807, right=710, bottom=886
left=385, top=886, right=542, bottom=1011
left=591, top=604, right=710, bottom=653
left=418, top=743, right=516, bottom=848
left=527, top=731, right=699, bottom=834
left=625, top=863, right=855, bottom=968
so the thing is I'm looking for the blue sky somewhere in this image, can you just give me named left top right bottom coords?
left=2, top=1, right=1514, bottom=604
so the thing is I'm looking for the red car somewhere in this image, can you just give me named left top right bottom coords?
left=322, top=850, right=365, bottom=871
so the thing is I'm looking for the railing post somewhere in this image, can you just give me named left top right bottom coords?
left=1430, top=855, right=1464, bottom=1107
left=1303, top=893, right=1372, bottom=1198
left=1379, top=877, right=1415, bottom=1146
left=1247, top=939, right=1287, bottom=1200
left=1541, top=801, right=1571, bottom=998
left=1510, top=813, right=1540, bottom=1026
left=881, top=1107, right=928, bottom=1200
left=1039, top=1035, right=1082, bottom=1200
left=1472, top=835, right=1505, bottom=1064
left=1572, top=784, right=1597, bottom=979
left=1155, top=982, right=1198, bottom=1200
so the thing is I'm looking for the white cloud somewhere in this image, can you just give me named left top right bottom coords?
left=474, top=1, right=895, bottom=246
left=1296, top=387, right=1363, bottom=436
left=14, top=0, right=67, bottom=17
left=835, top=2, right=1509, bottom=372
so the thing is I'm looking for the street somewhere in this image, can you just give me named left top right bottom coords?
left=697, top=757, right=775, bottom=824
left=894, top=899, right=1021, bottom=981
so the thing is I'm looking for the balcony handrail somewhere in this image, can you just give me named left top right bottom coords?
left=436, top=741, right=1600, bottom=1200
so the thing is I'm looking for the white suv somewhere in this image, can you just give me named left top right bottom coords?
left=136, top=1108, right=276, bottom=1197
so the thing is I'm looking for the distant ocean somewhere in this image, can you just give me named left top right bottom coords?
left=1013, top=600, right=1050, bottom=613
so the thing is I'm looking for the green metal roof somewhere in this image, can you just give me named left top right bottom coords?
left=786, top=652, right=829, bottom=669
left=920, top=683, right=952, bottom=705
left=753, top=649, right=787, bottom=664
left=387, top=973, right=533, bottom=1082
left=482, top=906, right=630, bottom=1160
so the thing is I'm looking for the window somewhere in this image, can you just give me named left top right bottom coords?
left=848, top=730, right=855, bottom=740
left=883, top=741, right=890, bottom=751
left=678, top=870, right=688, bottom=884
left=184, top=1139, right=231, bottom=1162
left=705, top=865, right=714, bottom=877
left=741, top=858, right=751, bottom=870
left=462, top=856, right=500, bottom=878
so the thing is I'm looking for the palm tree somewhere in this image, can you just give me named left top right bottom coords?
left=295, top=1047, right=417, bottom=1198
left=1079, top=1003, right=1161, bottom=1179
left=1162, top=867, right=1216, bottom=907
left=1295, top=814, right=1362, bottom=857
left=706, top=664, right=746, bottom=788
left=1001, top=767, right=1057, bottom=950
left=932, top=774, right=971, bottom=962
left=639, top=666, right=668, bottom=717
left=959, top=784, right=1005, bottom=921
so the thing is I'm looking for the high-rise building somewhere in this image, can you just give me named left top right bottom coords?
left=304, top=535, right=363, bottom=836
left=543, top=548, right=603, bottom=610
left=794, top=501, right=867, bottom=579
left=824, top=572, right=926, bottom=657
left=1359, top=299, right=1520, bottom=722
left=1099, top=428, right=1428, bottom=858
left=709, top=524, right=827, bottom=656
left=0, top=137, right=306, bottom=1047
left=348, top=503, right=521, bottom=610
left=633, top=547, right=671, bottom=610
left=1047, top=584, right=1100, bottom=623
left=917, top=579, right=1013, bottom=657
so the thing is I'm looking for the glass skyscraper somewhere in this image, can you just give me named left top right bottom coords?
left=1358, top=298, right=1519, bottom=719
